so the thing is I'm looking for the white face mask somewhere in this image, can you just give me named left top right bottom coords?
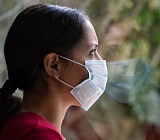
left=106, top=58, right=150, bottom=103
left=57, top=55, right=108, bottom=111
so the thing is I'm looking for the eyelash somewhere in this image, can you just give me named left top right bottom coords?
left=89, top=48, right=97, bottom=55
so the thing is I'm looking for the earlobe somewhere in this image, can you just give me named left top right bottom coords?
left=43, top=53, right=59, bottom=78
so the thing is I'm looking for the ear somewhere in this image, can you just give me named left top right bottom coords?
left=43, top=53, right=60, bottom=79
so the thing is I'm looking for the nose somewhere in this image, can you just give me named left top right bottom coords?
left=96, top=53, right=102, bottom=60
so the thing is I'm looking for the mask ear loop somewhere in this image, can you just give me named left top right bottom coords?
left=58, top=55, right=85, bottom=67
left=58, top=55, right=92, bottom=81
left=56, top=78, right=74, bottom=88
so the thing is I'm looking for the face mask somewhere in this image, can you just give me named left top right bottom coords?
left=105, top=58, right=150, bottom=103
left=57, top=55, right=108, bottom=111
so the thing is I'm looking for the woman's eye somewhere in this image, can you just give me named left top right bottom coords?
left=89, top=49, right=96, bottom=55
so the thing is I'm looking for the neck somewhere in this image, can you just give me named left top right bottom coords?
left=41, top=98, right=69, bottom=132
left=21, top=88, right=70, bottom=133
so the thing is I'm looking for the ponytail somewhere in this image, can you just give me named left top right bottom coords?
left=0, top=80, right=21, bottom=128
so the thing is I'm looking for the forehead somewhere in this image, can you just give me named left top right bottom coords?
left=70, top=20, right=98, bottom=57
left=83, top=20, right=98, bottom=45
left=75, top=20, right=98, bottom=50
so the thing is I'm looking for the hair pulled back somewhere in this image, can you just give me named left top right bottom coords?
left=0, top=4, right=89, bottom=127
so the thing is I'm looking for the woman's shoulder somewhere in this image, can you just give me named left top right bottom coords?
left=0, top=112, right=64, bottom=140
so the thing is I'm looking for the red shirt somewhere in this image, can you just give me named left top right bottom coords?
left=0, top=112, right=65, bottom=140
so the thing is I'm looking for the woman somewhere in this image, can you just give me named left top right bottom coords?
left=0, top=4, right=107, bottom=140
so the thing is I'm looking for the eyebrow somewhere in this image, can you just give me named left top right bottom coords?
left=90, top=43, right=98, bottom=48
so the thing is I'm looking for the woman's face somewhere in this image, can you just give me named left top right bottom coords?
left=59, top=20, right=101, bottom=89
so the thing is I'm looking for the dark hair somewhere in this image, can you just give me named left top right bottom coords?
left=0, top=4, right=89, bottom=127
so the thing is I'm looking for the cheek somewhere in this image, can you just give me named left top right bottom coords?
left=60, top=64, right=88, bottom=87
left=73, top=66, right=88, bottom=84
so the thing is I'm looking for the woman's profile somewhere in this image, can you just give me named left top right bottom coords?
left=0, top=4, right=107, bottom=140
